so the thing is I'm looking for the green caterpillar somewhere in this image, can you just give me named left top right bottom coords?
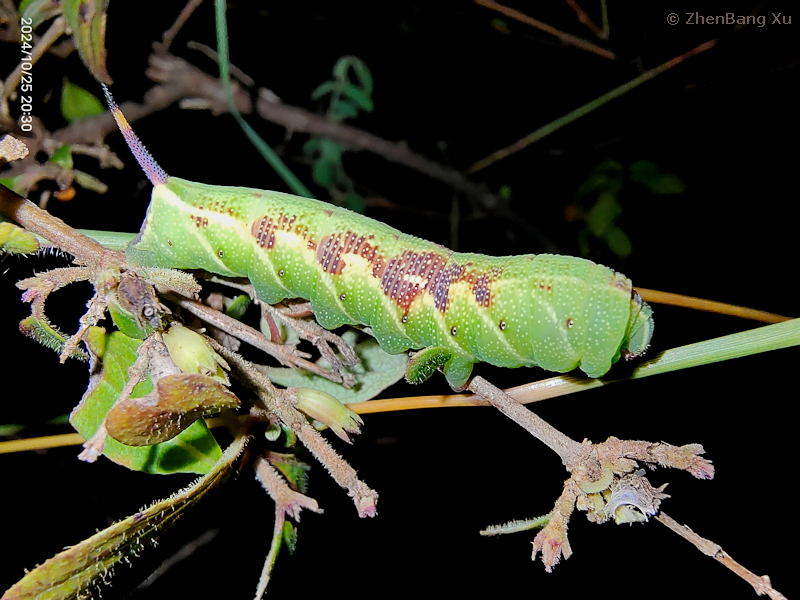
left=103, top=86, right=654, bottom=389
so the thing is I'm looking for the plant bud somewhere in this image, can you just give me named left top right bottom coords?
left=293, top=387, right=363, bottom=443
left=163, top=323, right=229, bottom=384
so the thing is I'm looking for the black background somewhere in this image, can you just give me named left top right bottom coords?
left=1, top=1, right=797, bottom=599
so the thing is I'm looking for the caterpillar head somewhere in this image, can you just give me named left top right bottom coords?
left=620, top=291, right=654, bottom=361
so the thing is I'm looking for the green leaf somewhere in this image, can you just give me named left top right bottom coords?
left=341, top=83, right=374, bottom=112
left=225, top=294, right=252, bottom=320
left=60, top=79, right=105, bottom=123
left=2, top=433, right=248, bottom=600
left=586, top=192, right=621, bottom=237
left=313, top=158, right=334, bottom=187
left=63, top=0, right=111, bottom=84
left=0, top=423, right=25, bottom=437
left=0, top=175, right=24, bottom=195
left=651, top=174, right=686, bottom=194
left=70, top=330, right=222, bottom=475
left=48, top=144, right=74, bottom=169
left=19, top=0, right=63, bottom=30
left=630, top=160, right=686, bottom=194
left=604, top=225, right=633, bottom=258
left=330, top=99, right=360, bottom=121
left=332, top=55, right=355, bottom=82
left=628, top=160, right=660, bottom=187
left=282, top=521, right=298, bottom=554
left=333, top=56, right=373, bottom=96
left=302, top=137, right=324, bottom=156
left=269, top=452, right=311, bottom=493
left=350, top=58, right=373, bottom=96
left=575, top=160, right=625, bottom=199
left=266, top=336, right=408, bottom=405
left=310, top=80, right=336, bottom=100
left=343, top=190, right=366, bottom=213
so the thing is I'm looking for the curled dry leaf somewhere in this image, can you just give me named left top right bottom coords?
left=105, top=373, right=240, bottom=446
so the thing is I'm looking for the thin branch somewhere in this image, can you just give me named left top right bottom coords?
left=468, top=375, right=584, bottom=467
left=474, top=0, right=615, bottom=59
left=186, top=40, right=255, bottom=87
left=0, top=185, right=123, bottom=266
left=254, top=454, right=322, bottom=519
left=656, top=512, right=787, bottom=600
left=468, top=39, right=718, bottom=173
left=155, top=0, right=205, bottom=54
left=261, top=303, right=358, bottom=387
left=167, top=293, right=349, bottom=385
left=564, top=0, right=607, bottom=39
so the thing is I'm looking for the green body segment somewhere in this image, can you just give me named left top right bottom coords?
left=128, top=177, right=652, bottom=388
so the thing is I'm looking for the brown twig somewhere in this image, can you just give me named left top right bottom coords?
left=564, top=0, right=608, bottom=39
left=0, top=185, right=123, bottom=266
left=656, top=512, right=787, bottom=600
left=474, top=0, right=615, bottom=59
left=185, top=40, right=255, bottom=88
left=468, top=39, right=719, bottom=174
left=59, top=286, right=107, bottom=362
left=468, top=374, right=714, bottom=571
left=155, top=0, right=205, bottom=54
left=166, top=293, right=350, bottom=385
left=254, top=454, right=322, bottom=519
left=468, top=375, right=584, bottom=467
left=261, top=302, right=358, bottom=388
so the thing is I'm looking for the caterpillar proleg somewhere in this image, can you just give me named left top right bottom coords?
left=103, top=85, right=654, bottom=389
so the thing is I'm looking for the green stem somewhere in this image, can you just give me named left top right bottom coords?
left=508, top=319, right=800, bottom=406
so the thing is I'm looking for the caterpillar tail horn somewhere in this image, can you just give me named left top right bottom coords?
left=101, top=84, right=169, bottom=186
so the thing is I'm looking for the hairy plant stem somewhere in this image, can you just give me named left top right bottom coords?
left=468, top=375, right=585, bottom=468
left=209, top=338, right=378, bottom=517
left=167, top=293, right=350, bottom=385
left=0, top=186, right=123, bottom=266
